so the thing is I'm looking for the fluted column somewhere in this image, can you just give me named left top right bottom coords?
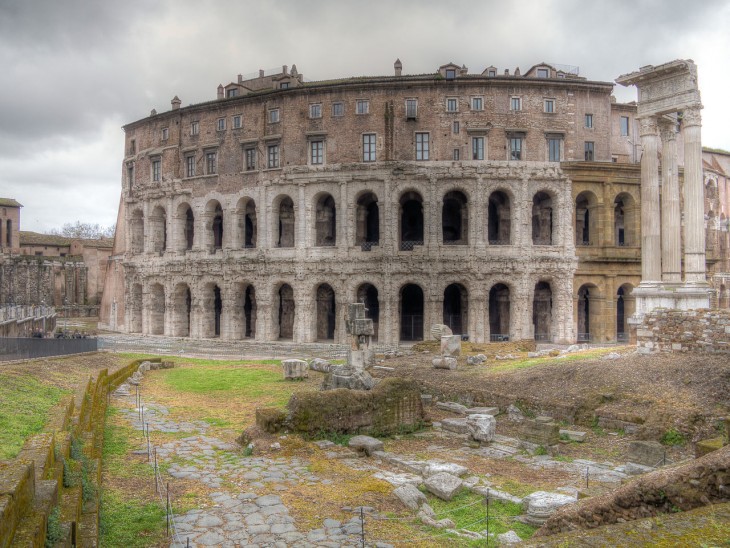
left=659, top=119, right=681, bottom=282
left=638, top=116, right=661, bottom=282
left=681, top=107, right=706, bottom=282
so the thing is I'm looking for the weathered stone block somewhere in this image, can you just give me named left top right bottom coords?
left=282, top=359, right=308, bottom=380
left=436, top=402, right=467, bottom=414
left=440, top=418, right=470, bottom=435
left=393, top=484, right=427, bottom=510
left=424, top=472, right=463, bottom=501
left=440, top=334, right=462, bottom=357
left=348, top=435, right=384, bottom=456
left=466, top=414, right=496, bottom=442
left=423, top=462, right=469, bottom=478
left=519, top=419, right=559, bottom=446
left=694, top=437, right=724, bottom=458
left=522, top=491, right=575, bottom=525
left=559, top=429, right=587, bottom=442
left=432, top=357, right=457, bottom=370
left=627, top=440, right=665, bottom=467
left=466, top=406, right=499, bottom=415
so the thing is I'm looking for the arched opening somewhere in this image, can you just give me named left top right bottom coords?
left=616, top=284, right=634, bottom=342
left=277, top=196, right=295, bottom=248
left=706, top=210, right=716, bottom=252
left=148, top=283, right=165, bottom=335
left=129, top=283, right=143, bottom=333
left=176, top=203, right=195, bottom=251
left=244, top=285, right=256, bottom=338
left=315, top=194, right=337, bottom=246
left=5, top=220, right=12, bottom=247
left=400, top=191, right=424, bottom=250
left=442, top=191, right=468, bottom=245
left=213, top=285, right=222, bottom=337
left=149, top=205, right=167, bottom=253
left=532, top=192, right=553, bottom=245
left=614, top=193, right=636, bottom=246
left=207, top=201, right=223, bottom=250
left=533, top=281, right=552, bottom=342
left=276, top=284, right=295, bottom=340
left=316, top=283, right=336, bottom=340
left=400, top=284, right=424, bottom=341
left=443, top=283, right=468, bottom=335
left=356, top=283, right=379, bottom=340
left=172, top=283, right=191, bottom=337
left=356, top=192, right=380, bottom=250
left=489, top=283, right=511, bottom=341
left=129, top=209, right=144, bottom=254
left=576, top=284, right=601, bottom=343
left=575, top=192, right=597, bottom=246
left=488, top=191, right=511, bottom=245
left=236, top=198, right=257, bottom=248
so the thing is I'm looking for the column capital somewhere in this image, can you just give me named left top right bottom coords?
left=658, top=118, right=678, bottom=142
left=680, top=106, right=702, bottom=128
left=638, top=116, right=659, bottom=137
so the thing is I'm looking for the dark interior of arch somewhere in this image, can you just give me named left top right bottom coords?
left=357, top=283, right=379, bottom=340
left=213, top=285, right=222, bottom=337
left=315, top=195, right=337, bottom=246
left=442, top=191, right=467, bottom=244
left=532, top=192, right=553, bottom=245
left=185, top=207, right=195, bottom=250
left=533, top=281, right=552, bottom=340
left=356, top=193, right=380, bottom=246
left=316, top=284, right=336, bottom=339
left=212, top=204, right=224, bottom=249
left=400, top=284, right=424, bottom=341
left=278, top=284, right=295, bottom=339
left=489, top=283, right=510, bottom=340
left=400, top=193, right=424, bottom=246
left=278, top=198, right=295, bottom=248
left=245, top=201, right=257, bottom=248
left=244, top=285, right=256, bottom=338
left=443, top=283, right=467, bottom=334
left=488, top=191, right=511, bottom=245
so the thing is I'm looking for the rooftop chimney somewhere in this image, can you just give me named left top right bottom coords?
left=150, top=109, right=157, bottom=116
left=171, top=95, right=181, bottom=110
left=394, top=58, right=402, bottom=77
left=282, top=65, right=288, bottom=75
left=217, top=84, right=224, bottom=99
left=238, top=74, right=243, bottom=84
left=514, top=67, right=521, bottom=76
left=259, top=69, right=264, bottom=78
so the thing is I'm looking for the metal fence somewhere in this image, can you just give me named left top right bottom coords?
left=0, top=337, right=98, bottom=362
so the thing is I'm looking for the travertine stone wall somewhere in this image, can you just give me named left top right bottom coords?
left=636, top=308, right=730, bottom=354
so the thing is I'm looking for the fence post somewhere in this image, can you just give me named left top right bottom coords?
left=360, top=506, right=365, bottom=548
left=154, top=448, right=158, bottom=495
left=486, top=488, right=490, bottom=548
left=586, top=466, right=589, bottom=489
left=166, top=482, right=170, bottom=537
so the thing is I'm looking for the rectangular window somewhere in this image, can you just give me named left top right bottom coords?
left=453, top=148, right=460, bottom=161
left=620, top=116, right=630, bottom=136
left=453, top=121, right=460, bottom=134
left=584, top=141, right=595, bottom=161
left=267, top=144, right=279, bottom=168
left=471, top=97, right=483, bottom=111
left=280, top=82, right=289, bottom=89
left=127, top=165, right=134, bottom=186
left=415, top=132, right=429, bottom=161
left=446, top=98, right=458, bottom=112
left=548, top=138, right=561, bottom=162
left=487, top=69, right=496, bottom=77
left=161, top=128, right=169, bottom=140
left=585, top=114, right=593, bottom=128
left=129, top=139, right=136, bottom=155
left=537, top=68, right=549, bottom=78
left=509, top=138, right=522, bottom=160
left=332, top=102, right=344, bottom=117
left=362, top=133, right=376, bottom=162
left=217, top=118, right=225, bottom=131
left=191, top=121, right=199, bottom=136
left=226, top=88, right=238, bottom=98
left=510, top=97, right=522, bottom=111
left=472, top=137, right=484, bottom=160
left=405, top=99, right=417, bottom=119
left=544, top=99, right=555, bottom=113
left=206, top=151, right=217, bottom=174
left=232, top=115, right=242, bottom=129
left=309, top=104, right=322, bottom=119
left=310, top=140, right=323, bottom=165
left=269, top=109, right=280, bottom=123
left=185, top=155, right=195, bottom=177
left=152, top=159, right=161, bottom=181
left=245, top=148, right=256, bottom=170
left=356, top=100, right=369, bottom=115
left=446, top=69, right=456, bottom=80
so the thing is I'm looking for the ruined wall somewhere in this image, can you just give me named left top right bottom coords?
left=636, top=308, right=730, bottom=354
left=0, top=255, right=88, bottom=308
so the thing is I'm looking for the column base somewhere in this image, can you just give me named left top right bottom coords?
left=628, top=280, right=712, bottom=325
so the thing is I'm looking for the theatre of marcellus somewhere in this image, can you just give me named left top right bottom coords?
left=99, top=59, right=730, bottom=346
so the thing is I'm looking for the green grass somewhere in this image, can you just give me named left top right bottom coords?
left=99, top=489, right=166, bottom=548
left=488, top=347, right=622, bottom=374
left=102, top=407, right=154, bottom=479
left=117, top=353, right=280, bottom=367
left=0, top=373, right=67, bottom=459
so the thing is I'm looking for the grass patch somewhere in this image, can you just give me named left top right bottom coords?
left=0, top=373, right=67, bottom=459
left=99, top=489, right=166, bottom=548
left=661, top=428, right=687, bottom=446
left=102, top=409, right=154, bottom=479
left=164, top=366, right=282, bottom=393
left=202, top=417, right=231, bottom=427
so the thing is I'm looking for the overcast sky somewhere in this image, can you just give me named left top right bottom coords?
left=1, top=0, right=729, bottom=233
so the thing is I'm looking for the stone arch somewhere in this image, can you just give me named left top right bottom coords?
left=315, top=283, right=337, bottom=340
left=199, top=282, right=223, bottom=338
left=205, top=200, right=224, bottom=250
left=533, top=281, right=552, bottom=341
left=236, top=197, right=257, bottom=249
left=442, top=191, right=468, bottom=245
left=400, top=283, right=424, bottom=341
left=356, top=283, right=380, bottom=341
left=400, top=190, right=424, bottom=250
left=274, top=283, right=295, bottom=340
left=576, top=283, right=601, bottom=343
left=616, top=283, right=635, bottom=342
left=489, top=283, right=511, bottom=341
left=613, top=192, right=636, bottom=246
left=314, top=193, right=337, bottom=247
left=443, top=283, right=468, bottom=335
left=274, top=195, right=295, bottom=248
left=148, top=283, right=165, bottom=335
left=356, top=191, right=380, bottom=249
left=175, top=202, right=195, bottom=251
left=172, top=282, right=192, bottom=337
left=149, top=205, right=167, bottom=253
left=575, top=191, right=599, bottom=246
left=532, top=191, right=554, bottom=245
left=129, top=208, right=144, bottom=254
left=243, top=284, right=257, bottom=338
left=129, top=283, right=143, bottom=333
left=488, top=190, right=512, bottom=245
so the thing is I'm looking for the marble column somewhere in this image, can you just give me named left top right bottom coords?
left=638, top=116, right=661, bottom=282
left=659, top=119, right=681, bottom=282
left=681, top=107, right=706, bottom=283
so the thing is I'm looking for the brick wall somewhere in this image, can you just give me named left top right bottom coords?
left=636, top=309, right=730, bottom=354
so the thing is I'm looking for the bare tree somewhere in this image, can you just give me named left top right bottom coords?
left=48, top=221, right=116, bottom=239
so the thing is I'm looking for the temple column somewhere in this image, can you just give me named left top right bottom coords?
left=659, top=119, right=682, bottom=282
left=681, top=107, right=706, bottom=283
left=638, top=116, right=661, bottom=282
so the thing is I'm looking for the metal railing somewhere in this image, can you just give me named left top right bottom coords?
left=534, top=333, right=552, bottom=342
left=616, top=332, right=629, bottom=343
left=400, top=240, right=424, bottom=251
left=400, top=315, right=424, bottom=341
left=488, top=239, right=510, bottom=245
left=490, top=334, right=510, bottom=342
left=0, top=337, right=98, bottom=362
left=577, top=332, right=593, bottom=343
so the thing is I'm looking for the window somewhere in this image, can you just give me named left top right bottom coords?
left=453, top=149, right=460, bottom=161
left=537, top=68, right=549, bottom=78
left=446, top=98, right=458, bottom=112
left=233, top=115, right=242, bottom=129
left=510, top=97, right=522, bottom=111
left=217, top=118, right=226, bottom=131
left=309, top=104, right=322, bottom=119
left=161, top=127, right=169, bottom=140
left=310, top=140, right=323, bottom=165
left=585, top=114, right=593, bottom=128
left=267, top=144, right=279, bottom=168
left=280, top=82, right=289, bottom=89
left=446, top=69, right=456, bottom=79
left=544, top=99, right=555, bottom=113
left=453, top=121, right=460, bottom=134
left=415, top=132, right=429, bottom=161
left=127, top=164, right=134, bottom=186
left=620, top=116, right=630, bottom=136
left=269, top=109, right=280, bottom=123
left=548, top=138, right=561, bottom=162
left=191, top=121, right=199, bottom=136
left=185, top=155, right=195, bottom=177
left=151, top=158, right=161, bottom=181
left=509, top=137, right=522, bottom=160
left=472, top=137, right=484, bottom=160
left=226, top=88, right=238, bottom=98
left=356, top=100, right=369, bottom=115
left=471, top=97, right=483, bottom=111
left=245, top=148, right=256, bottom=171
left=584, top=141, right=594, bottom=161
left=332, top=102, right=344, bottom=117
left=362, top=134, right=376, bottom=162
left=487, top=69, right=496, bottom=77
left=406, top=99, right=417, bottom=119
left=206, top=151, right=217, bottom=174
left=129, top=139, right=136, bottom=155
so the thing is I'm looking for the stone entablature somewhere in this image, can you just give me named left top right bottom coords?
left=636, top=309, right=730, bottom=354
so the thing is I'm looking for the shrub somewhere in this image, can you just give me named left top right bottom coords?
left=661, top=428, right=686, bottom=446
left=255, top=407, right=286, bottom=433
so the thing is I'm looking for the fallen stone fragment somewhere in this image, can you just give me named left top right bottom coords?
left=432, top=357, right=457, bottom=370
left=348, top=435, right=384, bottom=456
left=522, top=491, right=576, bottom=525
left=282, top=359, right=308, bottom=380
left=559, top=429, right=587, bottom=442
left=466, top=414, right=496, bottom=443
left=466, top=354, right=487, bottom=365
left=393, top=484, right=427, bottom=510
left=436, top=402, right=468, bottom=414
left=627, top=440, right=665, bottom=467
left=497, top=530, right=522, bottom=544
left=440, top=334, right=462, bottom=357
left=507, top=404, right=525, bottom=422
left=440, top=418, right=470, bottom=435
left=423, top=462, right=469, bottom=478
left=424, top=472, right=463, bottom=501
left=465, top=407, right=499, bottom=416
